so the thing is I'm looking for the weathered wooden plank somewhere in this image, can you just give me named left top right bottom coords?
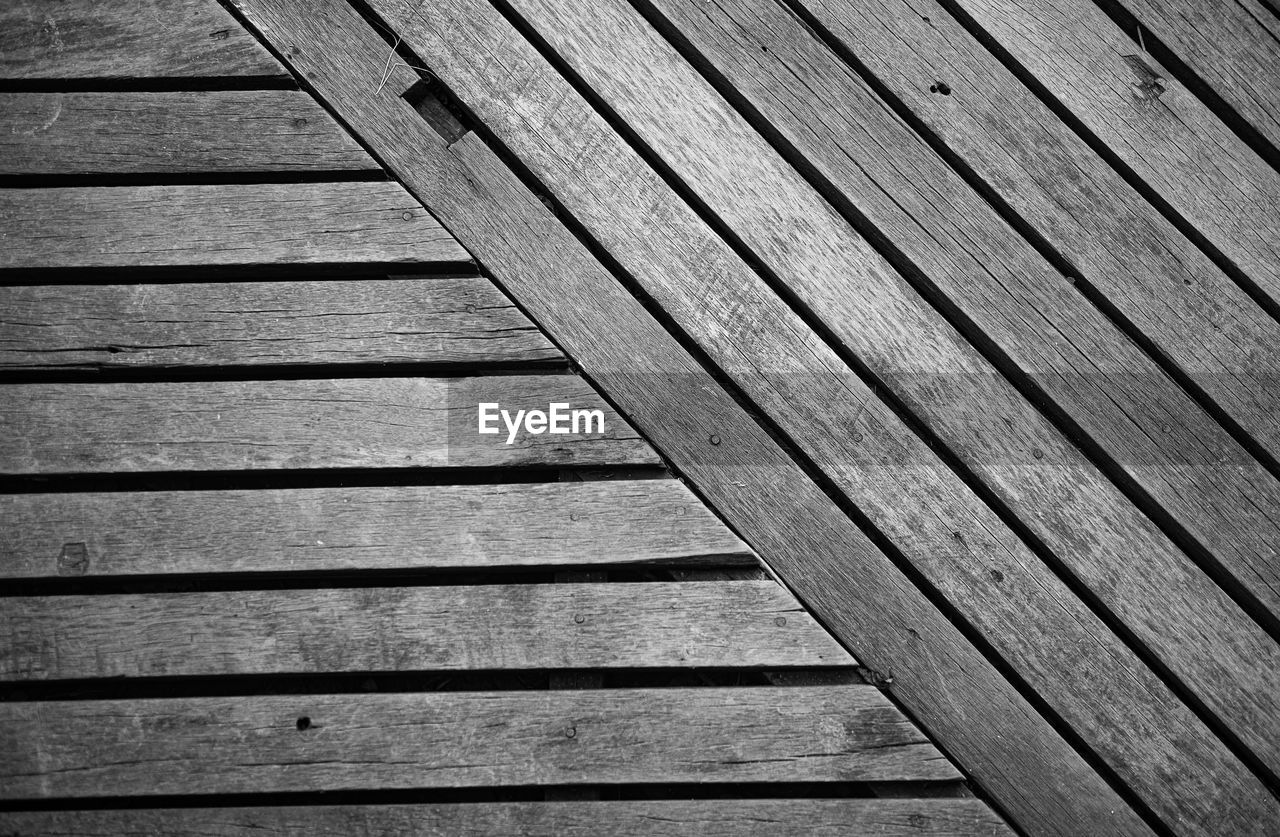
left=788, top=0, right=1280, bottom=463
left=0, top=276, right=561, bottom=369
left=0, top=800, right=1015, bottom=836
left=0, top=377, right=657, bottom=473
left=501, top=0, right=1280, bottom=625
left=231, top=1, right=1149, bottom=833
left=622, top=0, right=1280, bottom=795
left=818, top=1, right=1280, bottom=630
left=0, top=687, right=957, bottom=797
left=545, top=567, right=607, bottom=802
left=0, top=481, right=751, bottom=578
left=1241, top=0, right=1280, bottom=38
left=1, top=581, right=851, bottom=679
left=0, top=91, right=377, bottom=174
left=1110, top=0, right=1280, bottom=152
left=0, top=0, right=283, bottom=79
left=939, top=0, right=1280, bottom=308
left=0, top=183, right=470, bottom=269
left=435, top=0, right=1280, bottom=830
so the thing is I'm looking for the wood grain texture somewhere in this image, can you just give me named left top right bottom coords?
left=0, top=376, right=657, bottom=473
left=0, top=687, right=957, bottom=797
left=374, top=0, right=1280, bottom=829
left=0, top=183, right=470, bottom=269
left=1, top=582, right=851, bottom=679
left=469, top=0, right=1280, bottom=830
left=0, top=480, right=751, bottom=578
left=0, top=800, right=1015, bottom=836
left=629, top=0, right=1280, bottom=800
left=0, top=0, right=283, bottom=79
left=791, top=0, right=1280, bottom=464
left=494, top=0, right=1280, bottom=647
left=1111, top=0, right=1280, bottom=152
left=231, top=0, right=1149, bottom=833
left=0, top=91, right=377, bottom=174
left=939, top=0, right=1280, bottom=308
left=793, top=0, right=1280, bottom=638
left=1240, top=0, right=1280, bottom=39
left=0, top=276, right=561, bottom=369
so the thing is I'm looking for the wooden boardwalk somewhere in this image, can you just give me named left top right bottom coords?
left=2, top=0, right=1279, bottom=834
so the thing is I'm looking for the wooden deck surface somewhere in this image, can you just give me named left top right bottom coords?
left=2, top=0, right=1278, bottom=834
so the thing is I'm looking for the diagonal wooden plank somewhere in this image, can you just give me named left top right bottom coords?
left=0, top=0, right=284, bottom=79
left=1107, top=0, right=1280, bottom=153
left=0, top=582, right=853, bottom=679
left=0, top=800, right=1016, bottom=836
left=935, top=0, right=1280, bottom=310
left=0, top=91, right=378, bottom=174
left=659, top=0, right=1280, bottom=475
left=0, top=377, right=658, bottom=473
left=497, top=0, right=1280, bottom=626
left=0, top=183, right=470, bottom=270
left=362, top=0, right=1280, bottom=830
left=630, top=0, right=1280, bottom=785
left=495, top=0, right=1280, bottom=652
left=0, top=276, right=561, bottom=369
left=787, top=0, right=1280, bottom=466
left=229, top=0, right=1150, bottom=832
left=0, top=687, right=959, bottom=797
left=1242, top=0, right=1280, bottom=37
left=0, top=481, right=752, bottom=578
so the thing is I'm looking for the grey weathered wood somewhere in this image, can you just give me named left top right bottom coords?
left=939, top=0, right=1280, bottom=308
left=0, top=377, right=657, bottom=473
left=791, top=0, right=1280, bottom=631
left=0, top=276, right=561, bottom=369
left=0, top=91, right=377, bottom=174
left=0, top=0, right=283, bottom=79
left=0, top=800, right=1015, bottom=836
left=491, top=0, right=1280, bottom=649
left=624, top=0, right=1280, bottom=798
left=546, top=566, right=608, bottom=800
left=1242, top=0, right=1280, bottom=36
left=0, top=480, right=750, bottom=578
left=425, top=0, right=1280, bottom=830
left=1, top=581, right=851, bottom=679
left=0, top=687, right=957, bottom=797
left=231, top=1, right=1150, bottom=833
left=0, top=183, right=470, bottom=269
left=1112, top=0, right=1280, bottom=152
left=790, top=0, right=1280, bottom=462
left=504, top=0, right=1280, bottom=607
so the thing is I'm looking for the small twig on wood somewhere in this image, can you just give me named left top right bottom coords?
left=373, top=34, right=434, bottom=94
left=370, top=1, right=434, bottom=94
